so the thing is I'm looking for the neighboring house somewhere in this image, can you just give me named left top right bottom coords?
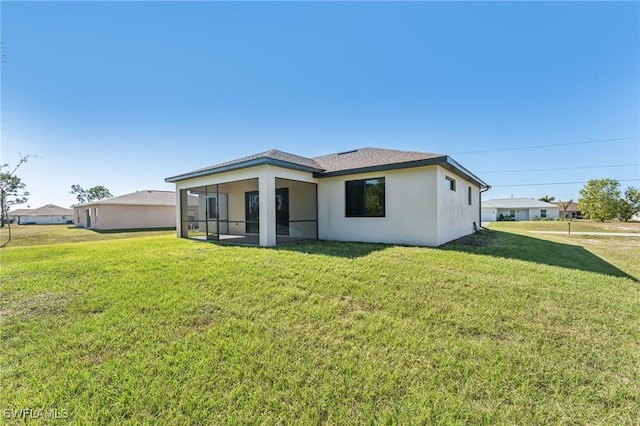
left=7, top=208, right=32, bottom=224
left=481, top=198, right=560, bottom=222
left=74, top=190, right=198, bottom=231
left=12, top=204, right=74, bottom=225
left=165, top=147, right=490, bottom=247
left=553, top=201, right=582, bottom=219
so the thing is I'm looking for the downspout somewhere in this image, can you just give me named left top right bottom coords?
left=479, top=186, right=491, bottom=230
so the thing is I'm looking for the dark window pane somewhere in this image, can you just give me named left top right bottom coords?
left=345, top=178, right=385, bottom=217
left=365, top=179, right=385, bottom=216
left=346, top=180, right=365, bottom=216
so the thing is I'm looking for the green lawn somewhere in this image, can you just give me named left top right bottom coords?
left=487, top=219, right=640, bottom=234
left=1, top=227, right=639, bottom=424
left=0, top=224, right=176, bottom=247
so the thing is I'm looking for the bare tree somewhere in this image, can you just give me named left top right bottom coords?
left=1, top=154, right=35, bottom=247
left=70, top=185, right=113, bottom=204
left=557, top=199, right=573, bottom=219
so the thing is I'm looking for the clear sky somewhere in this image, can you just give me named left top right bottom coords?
left=2, top=1, right=639, bottom=209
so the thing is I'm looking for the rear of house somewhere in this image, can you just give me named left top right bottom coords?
left=165, top=147, right=489, bottom=247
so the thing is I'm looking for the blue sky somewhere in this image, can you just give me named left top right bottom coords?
left=2, top=1, right=639, bottom=209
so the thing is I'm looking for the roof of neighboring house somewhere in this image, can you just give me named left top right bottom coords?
left=75, top=190, right=197, bottom=208
left=553, top=201, right=580, bottom=212
left=482, top=198, right=560, bottom=209
left=21, top=204, right=73, bottom=216
left=8, top=208, right=32, bottom=216
left=165, top=147, right=489, bottom=188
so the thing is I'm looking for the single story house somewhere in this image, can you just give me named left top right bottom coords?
left=481, top=198, right=560, bottom=222
left=12, top=204, right=74, bottom=225
left=553, top=201, right=582, bottom=219
left=165, top=147, right=490, bottom=247
left=74, top=190, right=198, bottom=230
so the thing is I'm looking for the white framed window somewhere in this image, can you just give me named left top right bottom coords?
left=541, top=209, right=547, bottom=218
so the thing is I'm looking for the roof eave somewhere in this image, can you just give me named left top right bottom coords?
left=165, top=158, right=323, bottom=183
left=314, top=157, right=447, bottom=178
left=441, top=156, right=490, bottom=189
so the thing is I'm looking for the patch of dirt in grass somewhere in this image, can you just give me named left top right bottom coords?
left=446, top=230, right=503, bottom=248
left=0, top=291, right=76, bottom=323
left=339, top=295, right=378, bottom=320
left=181, top=302, right=222, bottom=330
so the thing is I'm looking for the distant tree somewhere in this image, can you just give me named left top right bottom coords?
left=538, top=195, right=555, bottom=202
left=70, top=185, right=113, bottom=204
left=557, top=199, right=573, bottom=219
left=617, top=187, right=640, bottom=222
left=578, top=179, right=621, bottom=221
left=1, top=154, right=35, bottom=247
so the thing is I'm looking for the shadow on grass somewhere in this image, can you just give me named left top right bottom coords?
left=67, top=226, right=176, bottom=234
left=275, top=240, right=389, bottom=259
left=442, top=229, right=637, bottom=281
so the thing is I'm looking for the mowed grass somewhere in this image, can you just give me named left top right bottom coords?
left=0, top=224, right=176, bottom=247
left=1, top=228, right=639, bottom=424
left=488, top=219, right=640, bottom=234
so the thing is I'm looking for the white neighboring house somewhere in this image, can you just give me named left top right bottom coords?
left=7, top=208, right=32, bottom=224
left=74, top=190, right=198, bottom=231
left=165, top=147, right=490, bottom=247
left=481, top=198, right=560, bottom=222
left=12, top=205, right=74, bottom=225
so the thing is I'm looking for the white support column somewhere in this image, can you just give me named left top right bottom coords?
left=259, top=171, right=276, bottom=246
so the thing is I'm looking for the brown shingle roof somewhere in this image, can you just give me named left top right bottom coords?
left=166, top=147, right=488, bottom=188
left=313, top=147, right=445, bottom=173
left=166, top=149, right=323, bottom=181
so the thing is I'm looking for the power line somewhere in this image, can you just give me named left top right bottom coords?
left=492, top=178, right=640, bottom=188
left=451, top=136, right=639, bottom=155
left=478, top=163, right=640, bottom=174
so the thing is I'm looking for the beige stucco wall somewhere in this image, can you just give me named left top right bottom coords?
left=74, top=204, right=175, bottom=230
left=436, top=166, right=481, bottom=245
left=317, top=167, right=440, bottom=246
